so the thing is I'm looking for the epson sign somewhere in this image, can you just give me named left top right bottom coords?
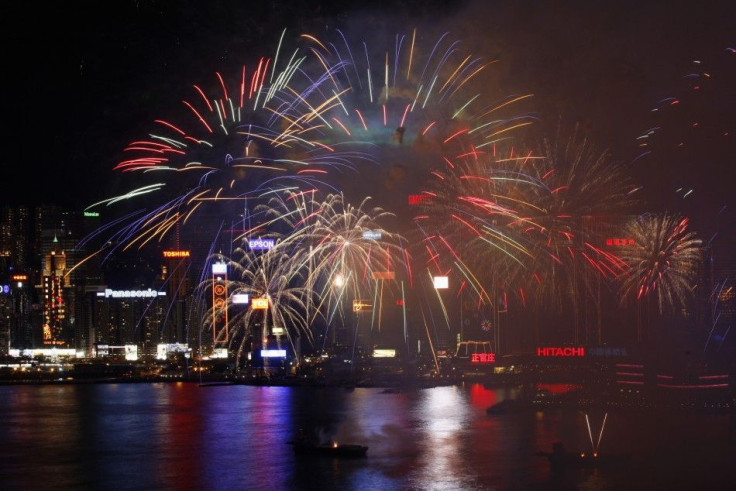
left=249, top=238, right=276, bottom=250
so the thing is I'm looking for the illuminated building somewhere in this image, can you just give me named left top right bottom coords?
left=90, top=287, right=168, bottom=354
left=41, top=239, right=68, bottom=346
left=161, top=248, right=192, bottom=344
left=0, top=206, right=39, bottom=349
left=37, top=207, right=102, bottom=353
left=211, top=262, right=229, bottom=346
left=0, top=205, right=36, bottom=273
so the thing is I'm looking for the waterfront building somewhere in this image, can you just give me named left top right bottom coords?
left=89, top=286, right=169, bottom=356
left=40, top=241, right=69, bottom=346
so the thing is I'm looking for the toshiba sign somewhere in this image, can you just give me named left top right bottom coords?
left=163, top=250, right=190, bottom=258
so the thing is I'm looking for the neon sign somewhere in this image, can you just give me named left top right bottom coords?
left=163, top=250, right=190, bottom=258
left=83, top=211, right=100, bottom=217
left=433, top=276, right=449, bottom=289
left=353, top=300, right=373, bottom=312
left=537, top=347, right=585, bottom=357
left=11, top=274, right=28, bottom=281
left=232, top=293, right=249, bottom=304
left=408, top=194, right=432, bottom=205
left=605, top=238, right=635, bottom=246
left=261, top=349, right=286, bottom=358
left=248, top=238, right=275, bottom=250
left=212, top=266, right=229, bottom=344
left=252, top=298, right=269, bottom=309
left=471, top=353, right=496, bottom=363
left=96, top=289, right=166, bottom=298
left=588, top=347, right=628, bottom=357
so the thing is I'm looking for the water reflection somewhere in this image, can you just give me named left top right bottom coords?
left=415, top=386, right=470, bottom=489
left=0, top=383, right=734, bottom=490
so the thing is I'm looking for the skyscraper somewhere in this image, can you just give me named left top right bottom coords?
left=41, top=240, right=68, bottom=346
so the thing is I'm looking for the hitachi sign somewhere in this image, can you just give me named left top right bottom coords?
left=537, top=347, right=585, bottom=357
left=96, top=289, right=166, bottom=298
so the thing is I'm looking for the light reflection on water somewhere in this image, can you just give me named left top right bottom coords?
left=0, top=382, right=734, bottom=490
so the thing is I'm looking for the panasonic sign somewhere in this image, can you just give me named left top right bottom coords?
left=96, top=289, right=166, bottom=299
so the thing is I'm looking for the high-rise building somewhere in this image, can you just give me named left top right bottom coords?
left=0, top=205, right=36, bottom=274
left=89, top=286, right=169, bottom=355
left=161, top=248, right=192, bottom=344
left=41, top=241, right=69, bottom=346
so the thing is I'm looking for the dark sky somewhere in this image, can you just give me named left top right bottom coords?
left=3, top=0, right=735, bottom=244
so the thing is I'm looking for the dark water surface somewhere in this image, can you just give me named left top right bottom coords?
left=1, top=382, right=734, bottom=490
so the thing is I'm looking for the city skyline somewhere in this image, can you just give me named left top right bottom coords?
left=1, top=5, right=735, bottom=488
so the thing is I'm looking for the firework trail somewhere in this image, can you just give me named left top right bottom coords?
left=295, top=28, right=537, bottom=218
left=91, top=26, right=598, bottom=353
left=204, top=242, right=311, bottom=367
left=297, top=192, right=409, bottom=336
left=289, top=28, right=541, bottom=345
left=415, top=123, right=638, bottom=313
left=84, top=30, right=375, bottom=257
left=202, top=189, right=409, bottom=358
left=184, top=28, right=537, bottom=352
left=636, top=47, right=735, bottom=157
left=633, top=42, right=736, bottom=230
left=516, top=124, right=639, bottom=305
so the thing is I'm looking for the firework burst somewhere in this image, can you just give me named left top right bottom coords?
left=515, top=124, right=640, bottom=306
left=204, top=243, right=311, bottom=367
left=294, top=28, right=537, bottom=217
left=85, top=31, right=375, bottom=256
left=201, top=189, right=409, bottom=358
left=618, top=213, right=703, bottom=315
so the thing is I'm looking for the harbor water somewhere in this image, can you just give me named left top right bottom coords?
left=1, top=382, right=735, bottom=490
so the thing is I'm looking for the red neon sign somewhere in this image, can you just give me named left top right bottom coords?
left=605, top=238, right=635, bottom=246
left=408, top=194, right=432, bottom=206
left=537, top=347, right=585, bottom=357
left=471, top=353, right=496, bottom=364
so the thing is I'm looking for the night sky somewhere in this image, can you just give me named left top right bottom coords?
left=3, top=0, right=736, bottom=248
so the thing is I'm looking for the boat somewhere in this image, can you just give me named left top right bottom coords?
left=486, top=398, right=529, bottom=415
left=288, top=433, right=368, bottom=458
left=197, top=381, right=236, bottom=387
left=537, top=441, right=624, bottom=470
left=537, top=412, right=624, bottom=470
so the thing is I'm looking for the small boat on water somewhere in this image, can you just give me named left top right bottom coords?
left=288, top=433, right=368, bottom=458
left=197, top=381, right=236, bottom=387
left=537, top=442, right=614, bottom=470
left=486, top=398, right=529, bottom=415
left=537, top=412, right=624, bottom=470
